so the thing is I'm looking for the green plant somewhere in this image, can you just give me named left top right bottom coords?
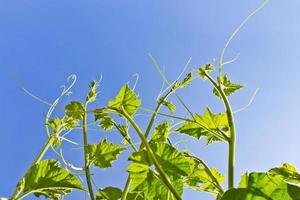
left=5, top=1, right=300, bottom=200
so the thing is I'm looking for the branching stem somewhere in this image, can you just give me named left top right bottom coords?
left=204, top=73, right=236, bottom=189
left=121, top=108, right=182, bottom=200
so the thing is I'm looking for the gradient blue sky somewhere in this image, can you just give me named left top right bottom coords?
left=1, top=0, right=300, bottom=199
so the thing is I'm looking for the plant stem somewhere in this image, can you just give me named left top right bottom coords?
left=83, top=111, right=95, bottom=200
left=121, top=90, right=173, bottom=200
left=10, top=135, right=55, bottom=199
left=204, top=73, right=236, bottom=189
left=121, top=108, right=182, bottom=200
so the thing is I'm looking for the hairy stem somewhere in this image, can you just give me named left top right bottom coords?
left=204, top=73, right=236, bottom=189
left=83, top=111, right=95, bottom=200
left=121, top=108, right=182, bottom=200
left=10, top=135, right=55, bottom=199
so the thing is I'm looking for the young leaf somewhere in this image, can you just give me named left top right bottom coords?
left=94, top=109, right=115, bottom=131
left=197, top=64, right=214, bottom=79
left=22, top=160, right=85, bottom=200
left=171, top=72, right=192, bottom=90
left=150, top=120, right=171, bottom=142
left=65, top=101, right=85, bottom=121
left=96, top=187, right=122, bottom=200
left=269, top=163, right=300, bottom=184
left=86, top=80, right=98, bottom=103
left=161, top=100, right=176, bottom=113
left=108, top=84, right=141, bottom=116
left=213, top=74, right=243, bottom=97
left=87, top=138, right=126, bottom=168
left=176, top=107, right=228, bottom=144
left=221, top=172, right=300, bottom=200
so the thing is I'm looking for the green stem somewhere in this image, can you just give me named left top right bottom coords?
left=10, top=135, right=55, bottom=199
left=121, top=108, right=182, bottom=200
left=83, top=111, right=95, bottom=200
left=121, top=90, right=173, bottom=200
left=204, top=73, right=236, bottom=189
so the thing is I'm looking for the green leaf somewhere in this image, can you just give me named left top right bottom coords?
left=213, top=74, right=243, bottom=97
left=65, top=101, right=85, bottom=121
left=108, top=84, right=141, bottom=116
left=238, top=172, right=249, bottom=188
left=23, top=160, right=85, bottom=200
left=96, top=187, right=122, bottom=200
left=150, top=120, right=171, bottom=142
left=184, top=154, right=224, bottom=195
left=269, top=163, right=300, bottom=184
left=197, top=64, right=214, bottom=79
left=162, top=100, right=176, bottom=113
left=129, top=170, right=183, bottom=200
left=171, top=72, right=193, bottom=90
left=128, top=142, right=192, bottom=178
left=127, top=142, right=190, bottom=198
left=176, top=107, right=228, bottom=144
left=221, top=172, right=300, bottom=200
left=87, top=138, right=126, bottom=168
left=86, top=80, right=98, bottom=103
left=94, top=109, right=115, bottom=131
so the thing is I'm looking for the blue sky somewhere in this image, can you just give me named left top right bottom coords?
left=1, top=0, right=300, bottom=199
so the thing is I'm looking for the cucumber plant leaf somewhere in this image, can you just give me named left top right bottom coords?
left=171, top=72, right=192, bottom=90
left=184, top=153, right=224, bottom=196
left=94, top=109, right=115, bottom=131
left=197, top=64, right=214, bottom=79
left=269, top=162, right=300, bottom=184
left=65, top=101, right=85, bottom=121
left=150, top=120, right=171, bottom=142
left=87, top=138, right=126, bottom=168
left=213, top=75, right=243, bottom=97
left=108, top=84, right=141, bottom=116
left=129, top=170, right=183, bottom=199
left=221, top=172, right=300, bottom=200
left=176, top=107, right=228, bottom=144
left=96, top=186, right=122, bottom=200
left=86, top=80, right=98, bottom=103
left=22, top=160, right=85, bottom=200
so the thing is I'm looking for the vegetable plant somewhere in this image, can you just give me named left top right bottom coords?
left=3, top=1, right=300, bottom=199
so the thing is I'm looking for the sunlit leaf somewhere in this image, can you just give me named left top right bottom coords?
left=94, top=109, right=115, bottom=131
left=221, top=172, right=300, bottom=200
left=65, top=101, right=85, bottom=121
left=23, top=160, right=85, bottom=200
left=171, top=72, right=192, bottom=90
left=86, top=80, right=98, bottom=103
left=176, top=107, right=228, bottom=144
left=197, top=64, right=214, bottom=79
left=269, top=163, right=300, bottom=184
left=87, top=138, right=125, bottom=168
left=184, top=153, right=224, bottom=196
left=213, top=75, right=243, bottom=97
left=150, top=121, right=171, bottom=142
left=96, top=187, right=122, bottom=200
left=108, top=84, right=141, bottom=116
